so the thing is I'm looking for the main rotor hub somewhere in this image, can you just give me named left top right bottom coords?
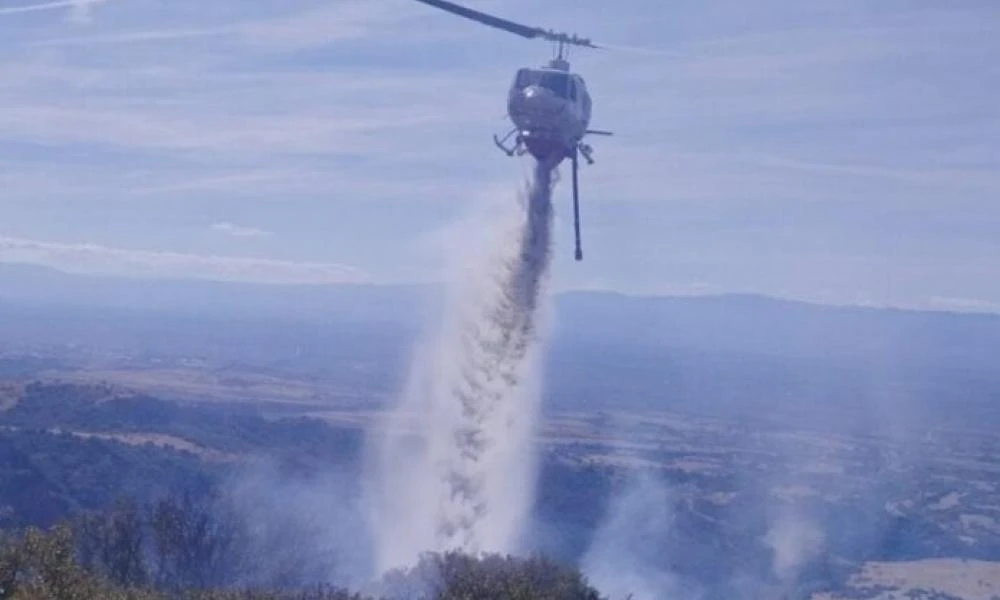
left=547, top=57, right=570, bottom=71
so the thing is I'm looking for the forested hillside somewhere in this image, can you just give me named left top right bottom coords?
left=0, top=382, right=607, bottom=598
left=4, top=377, right=1000, bottom=599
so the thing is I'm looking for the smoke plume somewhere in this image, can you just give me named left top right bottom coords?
left=764, top=510, right=824, bottom=585
left=582, top=471, right=690, bottom=600
left=369, top=160, right=559, bottom=574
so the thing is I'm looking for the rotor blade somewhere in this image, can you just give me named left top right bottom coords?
left=413, top=0, right=543, bottom=40
left=413, top=0, right=596, bottom=48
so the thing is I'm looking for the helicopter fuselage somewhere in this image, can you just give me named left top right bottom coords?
left=411, top=0, right=612, bottom=261
left=504, top=62, right=592, bottom=162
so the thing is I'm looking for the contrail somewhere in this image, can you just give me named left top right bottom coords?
left=369, top=159, right=558, bottom=574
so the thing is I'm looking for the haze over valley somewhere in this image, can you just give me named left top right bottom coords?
left=3, top=264, right=1000, bottom=599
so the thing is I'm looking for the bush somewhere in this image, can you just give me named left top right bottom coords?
left=0, top=523, right=132, bottom=599
left=1, top=518, right=608, bottom=600
left=378, top=551, right=605, bottom=600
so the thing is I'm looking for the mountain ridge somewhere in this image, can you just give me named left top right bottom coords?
left=3, top=262, right=998, bottom=320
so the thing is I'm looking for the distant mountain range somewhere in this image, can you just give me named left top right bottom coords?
left=0, top=263, right=434, bottom=324
left=2, top=262, right=999, bottom=430
left=3, top=262, right=998, bottom=363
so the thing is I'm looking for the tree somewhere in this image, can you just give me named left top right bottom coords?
left=0, top=524, right=101, bottom=599
left=149, top=491, right=245, bottom=590
left=76, top=498, right=149, bottom=588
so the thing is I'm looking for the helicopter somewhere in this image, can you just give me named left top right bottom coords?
left=413, top=0, right=612, bottom=261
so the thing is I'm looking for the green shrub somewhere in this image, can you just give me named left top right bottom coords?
left=1, top=518, right=608, bottom=600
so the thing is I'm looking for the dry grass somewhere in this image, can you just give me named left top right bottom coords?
left=55, top=368, right=382, bottom=409
left=813, top=559, right=1000, bottom=600
left=62, top=430, right=237, bottom=462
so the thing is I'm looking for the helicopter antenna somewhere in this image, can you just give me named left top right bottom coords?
left=412, top=0, right=599, bottom=49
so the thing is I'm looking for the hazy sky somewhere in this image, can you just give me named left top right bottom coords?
left=1, top=0, right=998, bottom=310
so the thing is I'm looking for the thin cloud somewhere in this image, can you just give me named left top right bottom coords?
left=26, top=1, right=426, bottom=49
left=132, top=171, right=302, bottom=195
left=27, top=26, right=234, bottom=46
left=0, top=0, right=78, bottom=16
left=237, top=0, right=421, bottom=49
left=211, top=222, right=272, bottom=238
left=0, top=0, right=106, bottom=21
left=68, top=0, right=107, bottom=24
left=0, top=235, right=366, bottom=285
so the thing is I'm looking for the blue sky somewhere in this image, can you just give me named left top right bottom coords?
left=1, top=0, right=998, bottom=310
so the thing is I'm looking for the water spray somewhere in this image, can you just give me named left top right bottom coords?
left=370, top=159, right=559, bottom=574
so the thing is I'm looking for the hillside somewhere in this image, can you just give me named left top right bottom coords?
left=2, top=381, right=1000, bottom=598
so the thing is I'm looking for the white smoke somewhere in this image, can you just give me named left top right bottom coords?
left=764, top=510, right=824, bottom=584
left=582, top=471, right=689, bottom=600
left=223, top=460, right=373, bottom=590
left=368, top=160, right=559, bottom=574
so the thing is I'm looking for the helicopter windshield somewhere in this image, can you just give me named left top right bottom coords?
left=539, top=72, right=570, bottom=98
left=514, top=68, right=572, bottom=99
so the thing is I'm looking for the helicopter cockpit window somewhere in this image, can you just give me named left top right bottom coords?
left=514, top=68, right=533, bottom=89
left=513, top=69, right=571, bottom=99
left=538, top=72, right=570, bottom=98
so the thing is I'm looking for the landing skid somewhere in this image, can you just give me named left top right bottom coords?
left=571, top=147, right=583, bottom=261
left=491, top=128, right=613, bottom=262
left=493, top=129, right=526, bottom=157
